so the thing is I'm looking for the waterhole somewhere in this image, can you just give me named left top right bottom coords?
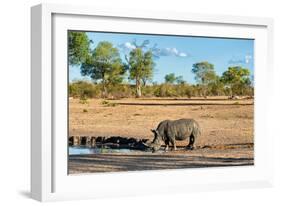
left=68, top=145, right=166, bottom=155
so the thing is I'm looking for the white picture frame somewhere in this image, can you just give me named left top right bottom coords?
left=31, top=3, right=274, bottom=202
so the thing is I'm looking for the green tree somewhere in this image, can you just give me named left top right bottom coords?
left=80, top=41, right=125, bottom=97
left=68, top=31, right=91, bottom=65
left=192, top=61, right=217, bottom=97
left=208, top=76, right=225, bottom=96
left=175, top=75, right=186, bottom=84
left=127, top=48, right=154, bottom=97
left=221, top=66, right=251, bottom=96
left=165, top=74, right=186, bottom=85
left=165, top=73, right=177, bottom=84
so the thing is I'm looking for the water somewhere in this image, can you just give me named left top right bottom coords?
left=69, top=146, right=136, bottom=155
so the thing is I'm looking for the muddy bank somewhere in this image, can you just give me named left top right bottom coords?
left=68, top=98, right=254, bottom=174
left=69, top=134, right=254, bottom=151
left=68, top=146, right=254, bottom=174
left=68, top=135, right=150, bottom=150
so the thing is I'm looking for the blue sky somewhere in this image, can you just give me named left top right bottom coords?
left=69, top=31, right=254, bottom=84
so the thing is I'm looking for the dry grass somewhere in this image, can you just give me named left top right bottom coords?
left=69, top=96, right=254, bottom=173
left=69, top=97, right=254, bottom=147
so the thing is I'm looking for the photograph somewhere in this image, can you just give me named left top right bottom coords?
left=67, top=30, right=254, bottom=174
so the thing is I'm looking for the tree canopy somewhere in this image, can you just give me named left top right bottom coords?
left=164, top=73, right=185, bottom=85
left=80, top=41, right=125, bottom=97
left=221, top=66, right=251, bottom=95
left=68, top=32, right=91, bottom=65
left=165, top=73, right=177, bottom=84
left=192, top=61, right=217, bottom=97
left=67, top=32, right=253, bottom=98
left=175, top=76, right=186, bottom=84
left=192, top=61, right=217, bottom=85
left=221, top=66, right=251, bottom=85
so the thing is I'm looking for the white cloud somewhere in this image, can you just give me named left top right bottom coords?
left=178, top=52, right=187, bottom=57
left=154, top=47, right=189, bottom=58
left=118, top=41, right=190, bottom=58
left=118, top=42, right=136, bottom=52
left=228, top=54, right=252, bottom=65
left=124, top=42, right=136, bottom=50
left=245, top=55, right=252, bottom=64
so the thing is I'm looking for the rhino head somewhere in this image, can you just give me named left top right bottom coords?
left=143, top=129, right=162, bottom=152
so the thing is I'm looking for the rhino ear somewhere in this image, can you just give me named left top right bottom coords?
left=151, top=129, right=156, bottom=133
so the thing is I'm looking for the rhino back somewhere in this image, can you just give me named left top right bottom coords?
left=169, top=119, right=199, bottom=140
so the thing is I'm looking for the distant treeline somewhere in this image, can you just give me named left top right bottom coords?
left=69, top=80, right=254, bottom=99
left=68, top=32, right=254, bottom=99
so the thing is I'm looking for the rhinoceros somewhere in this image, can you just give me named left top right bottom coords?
left=145, top=119, right=201, bottom=152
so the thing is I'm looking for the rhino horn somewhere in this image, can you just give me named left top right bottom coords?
left=143, top=140, right=160, bottom=149
left=142, top=142, right=149, bottom=147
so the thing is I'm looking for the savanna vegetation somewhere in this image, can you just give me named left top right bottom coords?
left=68, top=32, right=254, bottom=99
left=68, top=32, right=254, bottom=174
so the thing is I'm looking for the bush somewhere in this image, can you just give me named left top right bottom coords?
left=69, top=80, right=101, bottom=98
left=153, top=84, right=176, bottom=97
left=107, top=84, right=134, bottom=98
left=141, top=85, right=156, bottom=97
left=101, top=100, right=119, bottom=107
left=69, top=80, right=253, bottom=99
left=79, top=96, right=89, bottom=105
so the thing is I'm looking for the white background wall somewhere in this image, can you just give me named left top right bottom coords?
left=0, top=0, right=280, bottom=205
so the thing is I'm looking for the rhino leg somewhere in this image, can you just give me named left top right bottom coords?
left=170, top=138, right=177, bottom=151
left=186, top=135, right=195, bottom=150
left=164, top=140, right=169, bottom=152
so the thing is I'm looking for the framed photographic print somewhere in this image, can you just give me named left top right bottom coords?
left=31, top=3, right=274, bottom=201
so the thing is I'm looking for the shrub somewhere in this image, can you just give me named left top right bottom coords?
left=101, top=100, right=109, bottom=105
left=107, top=84, right=134, bottom=98
left=69, top=80, right=254, bottom=99
left=69, top=80, right=101, bottom=98
left=101, top=100, right=119, bottom=107
left=79, top=96, right=89, bottom=105
left=153, top=84, right=176, bottom=97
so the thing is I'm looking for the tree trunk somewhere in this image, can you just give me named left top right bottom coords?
left=229, top=86, right=233, bottom=98
left=142, top=78, right=147, bottom=86
left=203, top=85, right=207, bottom=99
left=101, top=78, right=108, bottom=98
left=136, top=79, right=142, bottom=98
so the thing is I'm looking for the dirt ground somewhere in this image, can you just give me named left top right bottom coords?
left=68, top=97, right=254, bottom=174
